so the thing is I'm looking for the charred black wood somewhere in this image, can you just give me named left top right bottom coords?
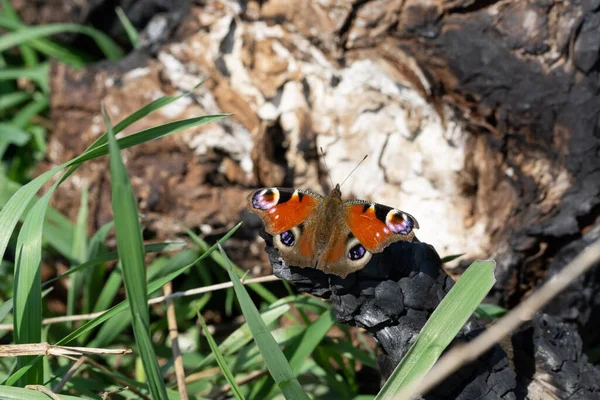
left=262, top=229, right=600, bottom=398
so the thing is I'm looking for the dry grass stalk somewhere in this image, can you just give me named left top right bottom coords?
left=52, top=355, right=87, bottom=393
left=0, top=342, right=131, bottom=357
left=0, top=275, right=280, bottom=331
left=101, top=386, right=129, bottom=400
left=164, top=281, right=189, bottom=400
left=25, top=385, right=60, bottom=400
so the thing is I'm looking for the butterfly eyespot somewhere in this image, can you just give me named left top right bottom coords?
left=348, top=243, right=366, bottom=260
left=252, top=188, right=280, bottom=210
left=385, top=210, right=414, bottom=235
left=280, top=230, right=295, bottom=247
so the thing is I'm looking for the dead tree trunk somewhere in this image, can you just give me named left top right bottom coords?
left=360, top=0, right=600, bottom=309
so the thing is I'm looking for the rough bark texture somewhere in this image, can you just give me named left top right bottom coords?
left=23, top=0, right=600, bottom=396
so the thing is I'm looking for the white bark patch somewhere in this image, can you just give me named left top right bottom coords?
left=155, top=0, right=489, bottom=258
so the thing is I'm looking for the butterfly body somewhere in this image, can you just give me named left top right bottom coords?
left=248, top=185, right=419, bottom=278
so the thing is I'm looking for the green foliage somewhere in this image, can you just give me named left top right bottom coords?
left=115, top=7, right=140, bottom=49
left=475, top=302, right=508, bottom=319
left=105, top=109, right=168, bottom=399
left=218, top=245, right=310, bottom=400
left=197, top=311, right=245, bottom=400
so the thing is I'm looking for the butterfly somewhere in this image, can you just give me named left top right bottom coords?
left=247, top=183, right=419, bottom=278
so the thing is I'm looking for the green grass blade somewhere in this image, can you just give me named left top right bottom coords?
left=0, top=118, right=224, bottom=266
left=83, top=221, right=113, bottom=313
left=0, top=19, right=124, bottom=59
left=68, top=115, right=229, bottom=167
left=71, top=185, right=88, bottom=262
left=67, top=185, right=88, bottom=327
left=12, top=184, right=60, bottom=385
left=91, top=268, right=121, bottom=311
left=0, top=14, right=89, bottom=67
left=59, top=224, right=239, bottom=345
left=0, top=87, right=218, bottom=265
left=375, top=260, right=496, bottom=399
left=0, top=177, right=74, bottom=259
left=219, top=245, right=310, bottom=400
left=0, top=0, right=19, bottom=21
left=105, top=109, right=168, bottom=399
left=252, top=309, right=335, bottom=399
left=0, top=63, right=49, bottom=93
left=11, top=96, right=49, bottom=129
left=87, top=221, right=113, bottom=258
left=287, top=310, right=335, bottom=374
left=42, top=242, right=181, bottom=287
left=197, top=312, right=245, bottom=400
left=188, top=231, right=279, bottom=305
left=474, top=302, right=507, bottom=319
left=440, top=253, right=466, bottom=264
left=0, top=168, right=59, bottom=266
left=0, top=125, right=29, bottom=159
left=0, top=92, right=31, bottom=111
left=115, top=7, right=140, bottom=49
left=0, top=288, right=52, bottom=324
left=320, top=341, right=377, bottom=369
left=0, top=385, right=82, bottom=399
left=191, top=302, right=290, bottom=373
left=0, top=124, right=29, bottom=145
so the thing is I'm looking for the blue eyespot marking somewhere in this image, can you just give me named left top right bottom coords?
left=280, top=230, right=295, bottom=247
left=348, top=244, right=366, bottom=260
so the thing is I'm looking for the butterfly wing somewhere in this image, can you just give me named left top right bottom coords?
left=343, top=200, right=419, bottom=253
left=247, top=187, right=323, bottom=267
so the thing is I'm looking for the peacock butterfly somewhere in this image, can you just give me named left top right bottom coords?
left=247, top=160, right=419, bottom=278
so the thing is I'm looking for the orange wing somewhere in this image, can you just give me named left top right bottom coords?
left=247, top=188, right=322, bottom=234
left=344, top=200, right=418, bottom=253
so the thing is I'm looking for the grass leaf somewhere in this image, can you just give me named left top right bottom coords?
left=0, top=89, right=225, bottom=265
left=115, top=7, right=140, bottom=49
left=440, top=253, right=466, bottom=264
left=66, top=185, right=88, bottom=328
left=474, top=302, right=507, bottom=319
left=105, top=108, right=168, bottom=399
left=190, top=302, right=290, bottom=374
left=0, top=19, right=124, bottom=60
left=375, top=260, right=496, bottom=398
left=219, top=245, right=310, bottom=400
left=12, top=181, right=62, bottom=385
left=0, top=385, right=82, bottom=399
left=188, top=231, right=279, bottom=305
left=253, top=308, right=336, bottom=398
left=0, top=63, right=50, bottom=93
left=197, top=311, right=245, bottom=400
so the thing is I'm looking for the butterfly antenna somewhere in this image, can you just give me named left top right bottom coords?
left=319, top=147, right=335, bottom=189
left=340, top=155, right=368, bottom=188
